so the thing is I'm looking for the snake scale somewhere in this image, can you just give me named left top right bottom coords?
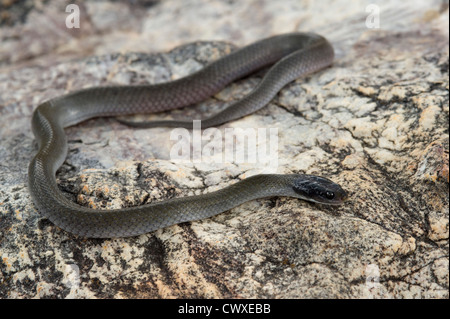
left=28, top=32, right=348, bottom=238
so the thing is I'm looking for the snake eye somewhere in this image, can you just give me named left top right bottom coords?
left=325, top=191, right=335, bottom=199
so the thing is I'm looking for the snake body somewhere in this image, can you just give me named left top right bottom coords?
left=28, top=32, right=347, bottom=238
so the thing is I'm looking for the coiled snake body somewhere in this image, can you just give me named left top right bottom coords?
left=28, top=32, right=347, bottom=238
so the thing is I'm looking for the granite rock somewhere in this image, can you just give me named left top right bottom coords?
left=0, top=0, right=448, bottom=298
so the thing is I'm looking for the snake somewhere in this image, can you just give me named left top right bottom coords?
left=28, top=32, right=348, bottom=238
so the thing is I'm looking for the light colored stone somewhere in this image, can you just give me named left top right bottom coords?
left=0, top=0, right=447, bottom=299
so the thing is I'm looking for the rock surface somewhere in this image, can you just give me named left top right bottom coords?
left=0, top=0, right=448, bottom=298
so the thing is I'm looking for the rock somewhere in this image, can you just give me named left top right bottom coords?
left=0, top=0, right=448, bottom=299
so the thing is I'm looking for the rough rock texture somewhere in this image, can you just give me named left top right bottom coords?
left=0, top=0, right=448, bottom=298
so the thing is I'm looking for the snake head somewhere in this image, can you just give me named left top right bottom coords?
left=292, top=175, right=348, bottom=205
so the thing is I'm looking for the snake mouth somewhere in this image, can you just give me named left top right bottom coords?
left=340, top=189, right=353, bottom=203
left=340, top=191, right=349, bottom=202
